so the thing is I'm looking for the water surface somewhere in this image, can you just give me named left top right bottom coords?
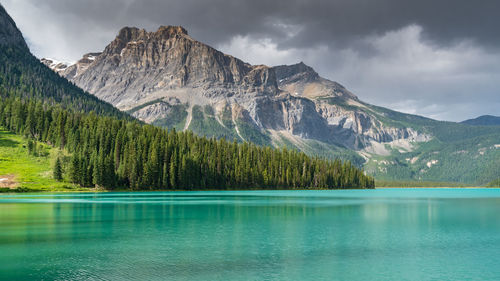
left=1, top=189, right=499, bottom=280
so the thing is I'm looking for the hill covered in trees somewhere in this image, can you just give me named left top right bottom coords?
left=0, top=4, right=373, bottom=190
left=0, top=98, right=374, bottom=189
left=461, top=115, right=500, bottom=126
left=0, top=45, right=130, bottom=119
left=0, top=4, right=129, bottom=119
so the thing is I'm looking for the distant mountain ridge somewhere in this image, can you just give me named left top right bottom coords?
left=461, top=115, right=500, bottom=126
left=41, top=24, right=500, bottom=185
left=0, top=3, right=129, bottom=119
left=0, top=4, right=27, bottom=49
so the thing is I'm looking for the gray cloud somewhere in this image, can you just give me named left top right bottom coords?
left=2, top=0, right=500, bottom=121
left=218, top=25, right=500, bottom=121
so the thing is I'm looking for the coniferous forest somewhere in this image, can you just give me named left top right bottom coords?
left=0, top=97, right=374, bottom=189
left=0, top=46, right=374, bottom=190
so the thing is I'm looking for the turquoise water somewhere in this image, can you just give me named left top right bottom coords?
left=1, top=189, right=500, bottom=280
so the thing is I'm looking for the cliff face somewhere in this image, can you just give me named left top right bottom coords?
left=58, top=26, right=277, bottom=109
left=47, top=25, right=430, bottom=152
left=0, top=4, right=28, bottom=49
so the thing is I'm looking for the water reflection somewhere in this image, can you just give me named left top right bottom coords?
left=1, top=190, right=500, bottom=280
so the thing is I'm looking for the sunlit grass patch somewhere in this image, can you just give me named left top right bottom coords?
left=0, top=128, right=88, bottom=192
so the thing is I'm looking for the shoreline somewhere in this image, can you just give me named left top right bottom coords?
left=377, top=186, right=486, bottom=189
left=2, top=186, right=497, bottom=194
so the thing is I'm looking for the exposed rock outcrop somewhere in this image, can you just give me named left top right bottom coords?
left=45, top=25, right=431, bottom=152
left=40, top=58, right=69, bottom=72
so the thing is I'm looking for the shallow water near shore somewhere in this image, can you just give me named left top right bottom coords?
left=1, top=188, right=499, bottom=280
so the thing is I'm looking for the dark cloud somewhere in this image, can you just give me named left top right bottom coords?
left=2, top=0, right=500, bottom=121
left=6, top=0, right=500, bottom=57
left=25, top=0, right=500, bottom=50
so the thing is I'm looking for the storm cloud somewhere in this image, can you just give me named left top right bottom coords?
left=2, top=0, right=499, bottom=121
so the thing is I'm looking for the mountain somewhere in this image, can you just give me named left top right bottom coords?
left=44, top=25, right=500, bottom=185
left=0, top=4, right=373, bottom=191
left=461, top=115, right=500, bottom=126
left=0, top=4, right=27, bottom=49
left=40, top=58, right=70, bottom=72
left=48, top=27, right=429, bottom=154
left=0, top=4, right=129, bottom=119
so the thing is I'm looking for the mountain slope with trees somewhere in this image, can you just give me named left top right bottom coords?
left=0, top=98, right=374, bottom=189
left=46, top=23, right=500, bottom=185
left=461, top=115, right=500, bottom=126
left=1, top=4, right=129, bottom=119
left=0, top=4, right=373, bottom=190
left=0, top=45, right=131, bottom=119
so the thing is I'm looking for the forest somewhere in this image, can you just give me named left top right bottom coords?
left=488, top=178, right=500, bottom=187
left=0, top=97, right=374, bottom=189
left=0, top=45, right=373, bottom=189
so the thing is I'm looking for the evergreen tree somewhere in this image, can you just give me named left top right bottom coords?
left=69, top=154, right=81, bottom=184
left=53, top=157, right=63, bottom=181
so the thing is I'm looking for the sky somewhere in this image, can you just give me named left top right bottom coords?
left=3, top=0, right=500, bottom=121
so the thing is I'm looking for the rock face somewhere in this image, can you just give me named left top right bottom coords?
left=0, top=4, right=28, bottom=49
left=40, top=58, right=69, bottom=72
left=46, top=25, right=430, bottom=153
left=57, top=26, right=277, bottom=109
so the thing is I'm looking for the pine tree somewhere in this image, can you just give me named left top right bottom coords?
left=53, top=157, right=63, bottom=181
left=162, top=162, right=169, bottom=189
left=69, top=154, right=80, bottom=184
left=169, top=156, right=177, bottom=189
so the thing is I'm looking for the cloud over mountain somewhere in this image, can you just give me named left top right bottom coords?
left=3, top=0, right=500, bottom=121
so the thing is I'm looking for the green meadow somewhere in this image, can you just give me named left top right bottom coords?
left=0, top=128, right=87, bottom=192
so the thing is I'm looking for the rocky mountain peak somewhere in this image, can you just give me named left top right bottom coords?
left=273, top=62, right=319, bottom=82
left=0, top=4, right=28, bottom=49
left=46, top=23, right=427, bottom=154
left=272, top=62, right=356, bottom=100
left=114, top=25, right=188, bottom=45
left=156, top=25, right=188, bottom=37
left=116, top=27, right=147, bottom=42
left=55, top=24, right=279, bottom=108
left=104, top=25, right=192, bottom=58
left=79, top=52, right=102, bottom=63
left=40, top=58, right=69, bottom=72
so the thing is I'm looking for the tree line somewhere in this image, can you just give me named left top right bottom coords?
left=0, top=44, right=374, bottom=189
left=0, top=97, right=374, bottom=189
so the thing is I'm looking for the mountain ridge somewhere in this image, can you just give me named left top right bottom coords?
left=0, top=5, right=374, bottom=191
left=0, top=3, right=130, bottom=119
left=461, top=115, right=500, bottom=126
left=41, top=24, right=500, bottom=184
left=46, top=25, right=428, bottom=154
left=0, top=4, right=28, bottom=49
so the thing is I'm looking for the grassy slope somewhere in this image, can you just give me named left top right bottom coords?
left=332, top=100, right=500, bottom=185
left=487, top=178, right=500, bottom=187
left=188, top=105, right=240, bottom=140
left=364, top=127, right=500, bottom=184
left=0, top=128, right=89, bottom=192
left=151, top=104, right=189, bottom=131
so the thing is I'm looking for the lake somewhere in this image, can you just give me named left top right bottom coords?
left=1, top=189, right=499, bottom=280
